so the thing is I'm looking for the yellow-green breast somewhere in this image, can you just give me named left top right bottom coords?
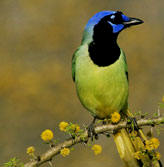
left=75, top=44, right=128, bottom=119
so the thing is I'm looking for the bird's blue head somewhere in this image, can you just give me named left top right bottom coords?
left=82, top=11, right=143, bottom=43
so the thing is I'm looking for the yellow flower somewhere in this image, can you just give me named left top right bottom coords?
left=59, top=121, right=69, bottom=132
left=41, top=129, right=54, bottom=142
left=26, top=146, right=35, bottom=155
left=145, top=138, right=160, bottom=151
left=75, top=125, right=80, bottom=133
left=134, top=151, right=141, bottom=160
left=150, top=138, right=160, bottom=149
left=91, top=144, right=102, bottom=155
left=155, top=152, right=161, bottom=160
left=162, top=96, right=164, bottom=102
left=70, top=124, right=80, bottom=133
left=111, top=112, right=121, bottom=123
left=145, top=140, right=154, bottom=151
left=60, top=148, right=70, bottom=157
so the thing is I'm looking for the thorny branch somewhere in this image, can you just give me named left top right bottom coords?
left=24, top=116, right=164, bottom=167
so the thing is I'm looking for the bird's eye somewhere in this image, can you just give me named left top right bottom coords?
left=110, top=15, right=115, bottom=20
left=110, top=12, right=123, bottom=24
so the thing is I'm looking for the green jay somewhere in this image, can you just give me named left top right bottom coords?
left=72, top=11, right=144, bottom=166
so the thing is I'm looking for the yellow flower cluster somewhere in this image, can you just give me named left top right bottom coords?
left=134, top=151, right=142, bottom=160
left=59, top=121, right=80, bottom=133
left=145, top=138, right=160, bottom=151
left=59, top=122, right=69, bottom=132
left=70, top=124, right=80, bottom=133
left=111, top=112, right=121, bottom=123
left=60, top=148, right=70, bottom=157
left=41, top=129, right=54, bottom=142
left=91, top=144, right=102, bottom=155
left=26, top=146, right=35, bottom=155
left=134, top=138, right=161, bottom=160
left=134, top=150, right=161, bottom=160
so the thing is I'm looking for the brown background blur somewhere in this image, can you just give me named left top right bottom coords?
left=0, top=0, right=164, bottom=166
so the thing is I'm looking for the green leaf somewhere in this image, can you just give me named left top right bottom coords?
left=4, top=158, right=24, bottom=167
left=153, top=112, right=158, bottom=117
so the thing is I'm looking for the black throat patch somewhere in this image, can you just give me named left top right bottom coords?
left=88, top=15, right=120, bottom=67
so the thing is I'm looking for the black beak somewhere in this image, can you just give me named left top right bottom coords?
left=123, top=17, right=144, bottom=27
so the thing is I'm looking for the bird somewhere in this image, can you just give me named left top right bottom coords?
left=72, top=11, right=144, bottom=166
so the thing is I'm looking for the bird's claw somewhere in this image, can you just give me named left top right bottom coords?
left=87, top=118, right=99, bottom=141
left=127, top=117, right=139, bottom=132
left=87, top=123, right=98, bottom=141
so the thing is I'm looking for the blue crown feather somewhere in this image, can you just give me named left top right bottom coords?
left=82, top=11, right=116, bottom=44
left=85, top=11, right=116, bottom=30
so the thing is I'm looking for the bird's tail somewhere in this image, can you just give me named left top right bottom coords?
left=113, top=110, right=162, bottom=167
left=113, top=128, right=140, bottom=167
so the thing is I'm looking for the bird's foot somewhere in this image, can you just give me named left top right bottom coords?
left=87, top=118, right=98, bottom=141
left=127, top=117, right=139, bottom=132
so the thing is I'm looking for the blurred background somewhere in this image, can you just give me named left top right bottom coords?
left=0, top=0, right=164, bottom=166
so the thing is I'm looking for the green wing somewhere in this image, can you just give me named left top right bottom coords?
left=122, top=50, right=129, bottom=82
left=72, top=48, right=79, bottom=82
